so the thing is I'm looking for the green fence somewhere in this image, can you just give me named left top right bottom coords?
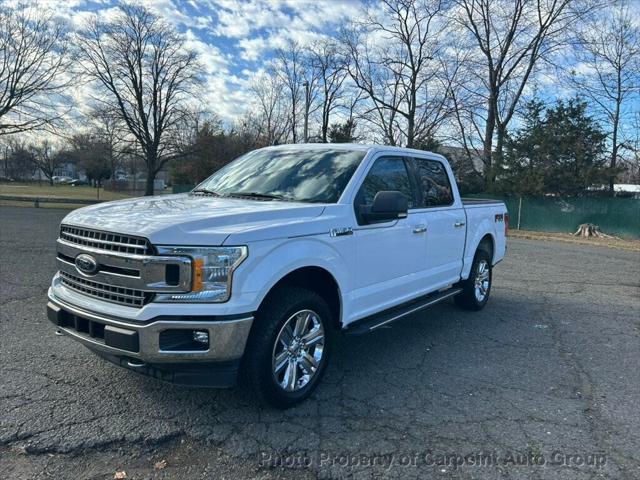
left=166, top=187, right=639, bottom=238
left=468, top=195, right=640, bottom=239
left=172, top=184, right=195, bottom=194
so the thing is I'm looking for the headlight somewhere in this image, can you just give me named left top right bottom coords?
left=155, top=246, right=247, bottom=303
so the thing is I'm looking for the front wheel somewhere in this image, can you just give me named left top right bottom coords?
left=241, top=286, right=334, bottom=408
left=455, top=249, right=492, bottom=311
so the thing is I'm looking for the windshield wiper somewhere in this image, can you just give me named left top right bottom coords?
left=191, top=188, right=221, bottom=196
left=225, top=192, right=293, bottom=201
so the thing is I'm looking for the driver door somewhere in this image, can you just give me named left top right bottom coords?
left=349, top=155, right=428, bottom=321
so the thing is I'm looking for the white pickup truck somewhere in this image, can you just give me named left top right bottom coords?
left=47, top=144, right=507, bottom=407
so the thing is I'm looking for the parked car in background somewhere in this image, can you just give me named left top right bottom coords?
left=47, top=144, right=508, bottom=407
left=53, top=176, right=74, bottom=184
left=68, top=179, right=88, bottom=186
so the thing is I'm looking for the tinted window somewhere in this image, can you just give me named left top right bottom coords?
left=358, top=156, right=414, bottom=208
left=411, top=158, right=453, bottom=207
left=196, top=148, right=366, bottom=203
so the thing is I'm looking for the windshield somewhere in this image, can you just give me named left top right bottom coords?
left=194, top=147, right=366, bottom=203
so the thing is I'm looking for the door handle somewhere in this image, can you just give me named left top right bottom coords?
left=412, top=225, right=427, bottom=234
left=454, top=221, right=466, bottom=228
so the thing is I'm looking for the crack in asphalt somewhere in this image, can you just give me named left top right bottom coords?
left=544, top=301, right=637, bottom=478
left=1, top=206, right=639, bottom=479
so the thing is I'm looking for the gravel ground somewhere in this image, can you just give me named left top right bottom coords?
left=1, top=206, right=639, bottom=479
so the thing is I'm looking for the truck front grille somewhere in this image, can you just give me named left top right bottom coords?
left=60, top=225, right=152, bottom=255
left=60, top=271, right=152, bottom=308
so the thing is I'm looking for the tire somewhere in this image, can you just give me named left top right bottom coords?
left=241, top=286, right=334, bottom=408
left=455, top=248, right=492, bottom=311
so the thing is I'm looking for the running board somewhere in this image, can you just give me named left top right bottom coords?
left=344, top=287, right=463, bottom=336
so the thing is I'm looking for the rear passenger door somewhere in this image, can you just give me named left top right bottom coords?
left=408, top=156, right=466, bottom=288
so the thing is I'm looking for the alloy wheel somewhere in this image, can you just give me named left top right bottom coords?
left=272, top=309, right=325, bottom=392
left=474, top=260, right=490, bottom=302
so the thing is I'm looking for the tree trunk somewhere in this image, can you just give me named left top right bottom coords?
left=145, top=150, right=157, bottom=196
left=321, top=105, right=329, bottom=143
left=573, top=223, right=616, bottom=238
left=291, top=103, right=297, bottom=143
left=406, top=85, right=416, bottom=149
left=493, top=124, right=507, bottom=192
left=607, top=62, right=625, bottom=196
left=303, top=99, right=309, bottom=143
left=610, top=144, right=618, bottom=196
left=145, top=167, right=155, bottom=196
left=483, top=91, right=497, bottom=191
left=406, top=115, right=415, bottom=149
left=609, top=94, right=621, bottom=196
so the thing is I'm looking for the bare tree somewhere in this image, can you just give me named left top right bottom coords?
left=570, top=2, right=639, bottom=194
left=2, top=139, right=36, bottom=180
left=443, top=42, right=488, bottom=180
left=307, top=39, right=349, bottom=142
left=250, top=71, right=291, bottom=145
left=89, top=107, right=127, bottom=185
left=77, top=4, right=202, bottom=195
left=453, top=0, right=592, bottom=190
left=356, top=58, right=404, bottom=145
left=343, top=26, right=404, bottom=146
left=29, top=139, right=62, bottom=185
left=344, top=0, right=452, bottom=148
left=0, top=5, right=70, bottom=135
left=619, top=111, right=640, bottom=184
left=274, top=41, right=307, bottom=143
left=67, top=133, right=112, bottom=187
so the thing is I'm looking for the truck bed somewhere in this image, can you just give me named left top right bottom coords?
left=462, top=198, right=504, bottom=206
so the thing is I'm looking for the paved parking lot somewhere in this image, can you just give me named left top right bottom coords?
left=1, top=206, right=639, bottom=479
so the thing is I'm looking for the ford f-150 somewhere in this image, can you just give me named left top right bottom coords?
left=47, top=144, right=508, bottom=407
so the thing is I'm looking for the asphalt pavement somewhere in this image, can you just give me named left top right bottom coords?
left=1, top=206, right=639, bottom=479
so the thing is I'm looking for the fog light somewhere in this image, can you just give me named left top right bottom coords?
left=193, top=330, right=209, bottom=344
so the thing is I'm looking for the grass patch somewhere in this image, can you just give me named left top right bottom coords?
left=508, top=229, right=640, bottom=252
left=0, top=200, right=89, bottom=210
left=0, top=182, right=133, bottom=201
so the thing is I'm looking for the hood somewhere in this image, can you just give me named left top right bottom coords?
left=62, top=193, right=326, bottom=245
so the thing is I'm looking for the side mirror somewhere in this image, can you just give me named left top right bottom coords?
left=360, top=191, right=408, bottom=224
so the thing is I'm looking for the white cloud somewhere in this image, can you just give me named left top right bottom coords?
left=142, top=0, right=212, bottom=31
left=210, top=0, right=295, bottom=38
left=0, top=0, right=364, bottom=129
left=184, top=29, right=230, bottom=74
left=209, top=0, right=360, bottom=62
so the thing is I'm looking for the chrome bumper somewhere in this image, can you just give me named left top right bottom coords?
left=47, top=296, right=253, bottom=363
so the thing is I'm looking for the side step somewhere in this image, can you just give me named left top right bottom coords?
left=344, top=287, right=462, bottom=336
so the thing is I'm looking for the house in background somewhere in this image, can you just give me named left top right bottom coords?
left=613, top=184, right=640, bottom=199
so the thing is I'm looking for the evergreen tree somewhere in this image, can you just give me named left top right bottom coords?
left=328, top=119, right=357, bottom=143
left=500, top=98, right=611, bottom=196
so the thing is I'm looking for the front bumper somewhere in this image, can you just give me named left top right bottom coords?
left=47, top=296, right=254, bottom=387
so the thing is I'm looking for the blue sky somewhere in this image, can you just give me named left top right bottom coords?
left=41, top=0, right=365, bottom=121
left=4, top=0, right=639, bottom=144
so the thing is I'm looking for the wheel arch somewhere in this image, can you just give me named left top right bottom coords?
left=257, top=266, right=342, bottom=331
left=461, top=230, right=496, bottom=280
left=477, top=233, right=495, bottom=260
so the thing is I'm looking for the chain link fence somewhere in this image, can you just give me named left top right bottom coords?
left=468, top=195, right=640, bottom=239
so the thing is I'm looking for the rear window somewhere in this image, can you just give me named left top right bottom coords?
left=410, top=158, right=453, bottom=207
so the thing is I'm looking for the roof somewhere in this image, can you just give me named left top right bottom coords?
left=614, top=184, right=640, bottom=193
left=262, top=143, right=443, bottom=158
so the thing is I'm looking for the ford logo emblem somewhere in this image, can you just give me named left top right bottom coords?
left=75, top=254, right=99, bottom=275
